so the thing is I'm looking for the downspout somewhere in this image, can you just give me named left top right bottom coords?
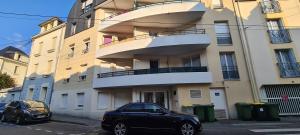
left=232, top=0, right=260, bottom=103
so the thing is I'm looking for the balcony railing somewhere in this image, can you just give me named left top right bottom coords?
left=97, top=66, right=208, bottom=78
left=216, top=33, right=232, bottom=45
left=101, top=0, right=199, bottom=22
left=277, top=63, right=300, bottom=78
left=222, top=66, right=240, bottom=80
left=261, top=0, right=281, bottom=13
left=100, top=29, right=206, bottom=47
left=268, top=29, right=292, bottom=44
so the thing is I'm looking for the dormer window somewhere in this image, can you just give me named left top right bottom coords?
left=82, top=0, right=93, bottom=13
left=71, top=22, right=77, bottom=35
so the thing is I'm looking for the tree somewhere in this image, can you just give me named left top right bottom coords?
left=0, top=73, right=16, bottom=89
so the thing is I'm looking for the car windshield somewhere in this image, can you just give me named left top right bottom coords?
left=24, top=101, right=46, bottom=108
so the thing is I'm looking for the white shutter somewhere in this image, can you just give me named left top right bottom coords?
left=61, top=94, right=68, bottom=108
left=98, top=92, right=109, bottom=109
left=77, top=93, right=85, bottom=107
left=215, top=22, right=229, bottom=34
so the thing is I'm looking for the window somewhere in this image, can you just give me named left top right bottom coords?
left=76, top=93, right=85, bottom=108
left=71, top=23, right=77, bottom=35
left=34, top=63, right=39, bottom=74
left=97, top=92, right=109, bottom=109
left=40, top=87, right=48, bottom=102
left=82, top=0, right=93, bottom=13
left=14, top=66, right=19, bottom=74
left=183, top=55, right=201, bottom=67
left=86, top=15, right=92, bottom=28
left=47, top=60, right=53, bottom=74
left=36, top=42, right=43, bottom=55
left=61, top=94, right=68, bottom=108
left=215, top=22, right=232, bottom=45
left=212, top=0, right=223, bottom=8
left=51, top=37, right=57, bottom=50
left=220, top=52, right=239, bottom=80
left=27, top=88, right=34, bottom=100
left=103, top=35, right=112, bottom=45
left=266, top=19, right=291, bottom=44
left=68, top=47, right=75, bottom=58
left=79, top=75, right=87, bottom=81
left=275, top=49, right=300, bottom=77
left=144, top=104, right=164, bottom=113
left=17, top=54, right=21, bottom=61
left=190, top=90, right=202, bottom=98
left=261, top=0, right=281, bottom=13
left=123, top=104, right=144, bottom=112
left=83, top=41, right=90, bottom=54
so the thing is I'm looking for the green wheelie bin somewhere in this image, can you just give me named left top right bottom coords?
left=193, top=105, right=206, bottom=122
left=265, top=103, right=280, bottom=121
left=204, top=105, right=215, bottom=122
left=235, top=103, right=253, bottom=121
left=252, top=103, right=268, bottom=121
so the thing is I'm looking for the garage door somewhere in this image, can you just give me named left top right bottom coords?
left=261, top=85, right=300, bottom=116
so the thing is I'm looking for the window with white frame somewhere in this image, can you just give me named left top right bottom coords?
left=215, top=22, right=232, bottom=45
left=71, top=23, right=77, bottom=35
left=82, top=0, right=93, bottom=13
left=97, top=92, right=109, bottom=109
left=86, top=15, right=92, bottom=28
left=76, top=93, right=85, bottom=108
left=83, top=40, right=90, bottom=54
left=190, top=90, right=201, bottom=98
left=220, top=52, right=240, bottom=80
left=61, top=94, right=68, bottom=108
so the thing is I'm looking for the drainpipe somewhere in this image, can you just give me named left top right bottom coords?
left=232, top=0, right=260, bottom=103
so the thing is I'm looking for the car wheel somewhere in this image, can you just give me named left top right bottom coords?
left=1, top=114, right=6, bottom=122
left=114, top=122, right=127, bottom=135
left=180, top=122, right=195, bottom=135
left=16, top=116, right=24, bottom=125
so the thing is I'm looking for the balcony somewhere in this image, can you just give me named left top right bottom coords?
left=261, top=0, right=281, bottom=14
left=268, top=29, right=292, bottom=44
left=277, top=63, right=300, bottom=78
left=97, top=29, right=210, bottom=59
left=99, top=0, right=206, bottom=33
left=93, top=67, right=212, bottom=88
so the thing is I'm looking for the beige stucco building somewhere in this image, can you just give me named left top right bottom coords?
left=48, top=0, right=300, bottom=119
left=21, top=17, right=66, bottom=105
left=0, top=46, right=28, bottom=86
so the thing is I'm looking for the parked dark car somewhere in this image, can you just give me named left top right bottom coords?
left=1, top=100, right=51, bottom=124
left=102, top=103, right=202, bottom=135
left=0, top=103, right=6, bottom=117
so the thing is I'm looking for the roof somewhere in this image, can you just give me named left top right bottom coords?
left=0, top=46, right=28, bottom=58
left=39, top=17, right=64, bottom=27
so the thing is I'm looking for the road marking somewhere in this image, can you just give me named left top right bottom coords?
left=233, top=123, right=291, bottom=126
left=35, top=128, right=42, bottom=131
left=250, top=128, right=300, bottom=133
left=56, top=132, right=64, bottom=135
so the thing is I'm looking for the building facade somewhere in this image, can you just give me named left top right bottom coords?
left=21, top=17, right=66, bottom=105
left=47, top=0, right=300, bottom=119
left=234, top=0, right=300, bottom=115
left=0, top=46, right=29, bottom=86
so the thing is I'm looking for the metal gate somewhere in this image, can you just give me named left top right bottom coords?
left=261, top=85, right=300, bottom=116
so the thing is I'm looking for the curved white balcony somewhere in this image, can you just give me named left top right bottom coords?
left=93, top=67, right=212, bottom=88
left=99, top=1, right=206, bottom=33
left=97, top=29, right=210, bottom=59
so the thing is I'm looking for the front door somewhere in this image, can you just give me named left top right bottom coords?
left=210, top=89, right=228, bottom=119
left=142, top=91, right=167, bottom=108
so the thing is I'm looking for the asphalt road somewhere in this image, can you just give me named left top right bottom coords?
left=1, top=119, right=300, bottom=135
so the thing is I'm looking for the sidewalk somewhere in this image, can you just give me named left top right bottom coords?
left=51, top=114, right=101, bottom=127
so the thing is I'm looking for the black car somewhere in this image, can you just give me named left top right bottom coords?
left=102, top=103, right=202, bottom=135
left=0, top=103, right=6, bottom=117
left=1, top=100, right=52, bottom=124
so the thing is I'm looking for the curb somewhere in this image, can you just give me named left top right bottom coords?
left=50, top=119, right=89, bottom=126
